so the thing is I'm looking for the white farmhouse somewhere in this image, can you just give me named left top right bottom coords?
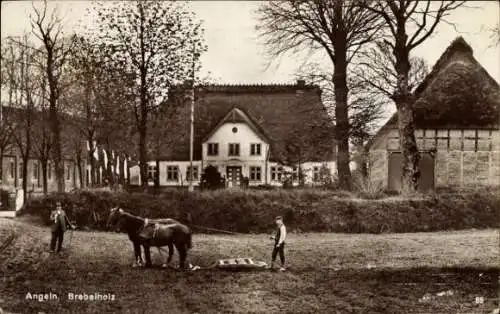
left=129, top=80, right=338, bottom=188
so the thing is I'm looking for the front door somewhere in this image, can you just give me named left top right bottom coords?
left=226, top=166, right=242, bottom=188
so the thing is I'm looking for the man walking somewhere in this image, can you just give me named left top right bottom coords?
left=270, top=216, right=286, bottom=271
left=49, top=202, right=75, bottom=253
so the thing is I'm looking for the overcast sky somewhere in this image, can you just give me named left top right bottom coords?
left=1, top=1, right=499, bottom=122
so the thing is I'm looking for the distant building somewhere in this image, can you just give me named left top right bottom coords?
left=129, top=80, right=338, bottom=188
left=367, top=37, right=500, bottom=191
left=0, top=106, right=84, bottom=193
left=0, top=106, right=130, bottom=194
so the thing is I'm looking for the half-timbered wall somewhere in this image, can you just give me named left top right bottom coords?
left=369, top=128, right=500, bottom=189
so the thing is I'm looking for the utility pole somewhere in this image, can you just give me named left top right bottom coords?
left=188, top=43, right=196, bottom=192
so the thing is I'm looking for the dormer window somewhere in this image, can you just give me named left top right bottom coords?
left=207, top=143, right=219, bottom=156
left=228, top=143, right=240, bottom=156
left=250, top=143, right=261, bottom=156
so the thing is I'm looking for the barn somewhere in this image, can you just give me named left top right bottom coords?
left=367, top=37, right=500, bottom=192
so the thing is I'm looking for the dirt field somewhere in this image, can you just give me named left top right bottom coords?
left=1, top=217, right=498, bottom=314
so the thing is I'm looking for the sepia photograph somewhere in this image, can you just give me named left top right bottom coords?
left=0, top=0, right=499, bottom=313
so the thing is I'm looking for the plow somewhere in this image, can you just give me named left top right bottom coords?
left=149, top=244, right=269, bottom=272
left=190, top=257, right=268, bottom=272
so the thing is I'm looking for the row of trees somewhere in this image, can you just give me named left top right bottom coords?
left=1, top=1, right=206, bottom=193
left=2, top=1, right=489, bottom=195
left=256, top=0, right=467, bottom=193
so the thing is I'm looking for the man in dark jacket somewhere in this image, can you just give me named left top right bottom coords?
left=50, top=202, right=75, bottom=253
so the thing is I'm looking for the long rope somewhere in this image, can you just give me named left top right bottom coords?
left=189, top=224, right=271, bottom=259
left=190, top=224, right=243, bottom=235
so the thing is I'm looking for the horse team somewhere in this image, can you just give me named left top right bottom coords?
left=106, top=208, right=193, bottom=270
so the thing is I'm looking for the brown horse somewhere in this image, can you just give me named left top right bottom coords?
left=106, top=208, right=192, bottom=269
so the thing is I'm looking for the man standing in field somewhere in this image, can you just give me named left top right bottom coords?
left=270, top=216, right=286, bottom=271
left=49, top=202, right=75, bottom=253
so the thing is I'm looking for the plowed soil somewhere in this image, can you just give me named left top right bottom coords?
left=1, top=217, right=498, bottom=314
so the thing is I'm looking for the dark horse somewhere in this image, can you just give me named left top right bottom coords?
left=106, top=207, right=192, bottom=269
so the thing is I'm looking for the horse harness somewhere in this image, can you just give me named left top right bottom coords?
left=143, top=218, right=161, bottom=240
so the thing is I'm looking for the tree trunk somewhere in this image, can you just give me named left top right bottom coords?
left=51, top=108, right=65, bottom=193
left=332, top=52, right=352, bottom=191
left=139, top=123, right=148, bottom=190
left=138, top=5, right=149, bottom=191
left=396, top=100, right=420, bottom=193
left=47, top=52, right=65, bottom=193
left=88, top=147, right=96, bottom=187
left=139, top=66, right=148, bottom=190
left=358, top=144, right=369, bottom=180
left=0, top=147, right=3, bottom=185
left=21, top=154, right=28, bottom=202
left=393, top=33, right=420, bottom=194
left=41, top=159, right=48, bottom=194
left=77, top=152, right=83, bottom=188
left=155, top=158, right=160, bottom=190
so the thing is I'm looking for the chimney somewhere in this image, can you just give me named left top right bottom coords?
left=297, top=79, right=305, bottom=87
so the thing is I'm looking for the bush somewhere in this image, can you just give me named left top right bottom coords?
left=200, top=165, right=224, bottom=190
left=18, top=187, right=500, bottom=234
left=353, top=177, right=385, bottom=200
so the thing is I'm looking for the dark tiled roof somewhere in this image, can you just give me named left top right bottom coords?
left=367, top=37, right=500, bottom=149
left=157, top=83, right=336, bottom=163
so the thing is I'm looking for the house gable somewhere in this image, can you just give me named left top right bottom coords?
left=202, top=107, right=271, bottom=144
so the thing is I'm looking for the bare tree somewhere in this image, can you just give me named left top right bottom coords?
left=32, top=96, right=52, bottom=194
left=0, top=110, right=15, bottom=185
left=490, top=23, right=500, bottom=47
left=295, top=61, right=388, bottom=145
left=256, top=0, right=384, bottom=190
left=30, top=0, right=76, bottom=192
left=90, top=1, right=206, bottom=190
left=353, top=41, right=428, bottom=102
left=361, top=0, right=465, bottom=193
left=0, top=42, right=18, bottom=184
left=7, top=36, right=40, bottom=200
left=66, top=36, right=134, bottom=187
left=489, top=0, right=500, bottom=47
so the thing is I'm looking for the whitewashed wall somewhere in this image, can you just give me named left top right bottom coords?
left=158, top=161, right=202, bottom=187
left=130, top=160, right=343, bottom=187
left=203, top=122, right=269, bottom=163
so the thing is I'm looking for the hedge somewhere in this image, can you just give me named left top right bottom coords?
left=18, top=188, right=500, bottom=234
